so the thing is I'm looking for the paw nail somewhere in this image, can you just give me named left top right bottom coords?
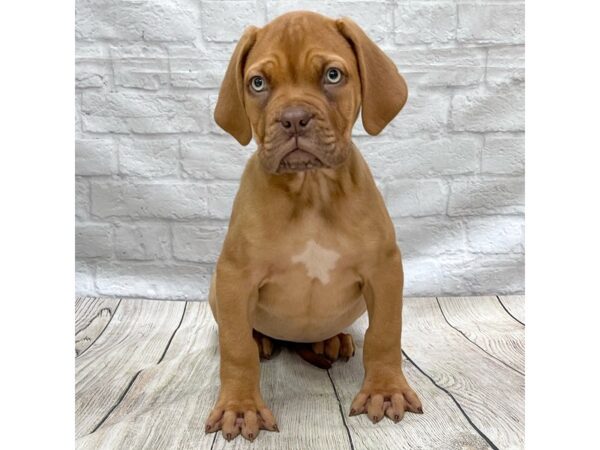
left=417, top=406, right=423, bottom=414
left=248, top=433, right=254, bottom=440
left=205, top=425, right=211, bottom=434
left=226, top=433, right=232, bottom=441
left=349, top=408, right=357, bottom=416
left=371, top=416, right=379, bottom=423
left=394, top=414, right=400, bottom=422
left=273, top=424, right=279, bottom=432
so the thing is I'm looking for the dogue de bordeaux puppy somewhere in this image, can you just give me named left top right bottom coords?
left=206, top=11, right=423, bottom=441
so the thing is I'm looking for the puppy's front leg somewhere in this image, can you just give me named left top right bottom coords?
left=351, top=248, right=423, bottom=423
left=205, top=262, right=277, bottom=441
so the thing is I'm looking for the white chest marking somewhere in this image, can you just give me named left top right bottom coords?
left=291, top=239, right=340, bottom=285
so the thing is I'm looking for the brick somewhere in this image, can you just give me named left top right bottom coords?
left=448, top=177, right=524, bottom=216
left=76, top=139, right=115, bottom=176
left=387, top=46, right=486, bottom=88
left=207, top=183, right=239, bottom=219
left=82, top=116, right=130, bottom=134
left=76, top=178, right=90, bottom=220
left=118, top=138, right=179, bottom=177
left=75, top=93, right=83, bottom=138
left=394, top=2, right=456, bottom=44
left=402, top=256, right=443, bottom=297
left=202, top=1, right=261, bottom=43
left=181, top=139, right=253, bottom=180
left=76, top=0, right=200, bottom=42
left=81, top=92, right=207, bottom=134
left=75, top=261, right=96, bottom=296
left=482, top=134, right=524, bottom=175
left=385, top=179, right=448, bottom=217
left=388, top=91, right=450, bottom=136
left=172, top=224, right=226, bottom=263
left=451, top=85, right=524, bottom=132
left=114, top=223, right=170, bottom=260
left=486, top=46, right=525, bottom=86
left=458, top=3, right=525, bottom=44
left=362, top=136, right=481, bottom=178
left=76, top=223, right=113, bottom=258
left=438, top=254, right=524, bottom=295
left=268, top=1, right=393, bottom=43
left=96, top=262, right=212, bottom=300
left=127, top=116, right=203, bottom=135
left=91, top=181, right=208, bottom=219
left=111, top=44, right=169, bottom=90
left=75, top=44, right=110, bottom=89
left=395, top=217, right=466, bottom=258
left=82, top=91, right=205, bottom=117
left=208, top=94, right=227, bottom=135
left=466, top=216, right=524, bottom=254
left=168, top=46, right=229, bottom=89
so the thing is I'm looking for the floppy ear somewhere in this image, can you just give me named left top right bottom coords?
left=214, top=26, right=258, bottom=145
left=336, top=18, right=408, bottom=135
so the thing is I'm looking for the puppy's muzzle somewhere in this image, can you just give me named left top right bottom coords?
left=277, top=106, right=324, bottom=173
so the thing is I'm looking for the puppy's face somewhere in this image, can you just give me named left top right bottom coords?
left=244, top=14, right=361, bottom=174
left=215, top=12, right=408, bottom=175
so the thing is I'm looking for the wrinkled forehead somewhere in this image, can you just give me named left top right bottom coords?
left=244, top=13, right=357, bottom=81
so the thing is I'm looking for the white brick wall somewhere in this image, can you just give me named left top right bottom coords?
left=75, top=0, right=525, bottom=299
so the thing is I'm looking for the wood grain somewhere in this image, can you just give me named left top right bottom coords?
left=498, top=295, right=525, bottom=325
left=75, top=297, right=121, bottom=356
left=330, top=311, right=492, bottom=450
left=75, top=299, right=186, bottom=438
left=437, top=296, right=525, bottom=373
left=402, top=297, right=524, bottom=449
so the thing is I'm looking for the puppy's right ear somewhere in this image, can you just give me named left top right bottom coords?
left=214, top=27, right=258, bottom=146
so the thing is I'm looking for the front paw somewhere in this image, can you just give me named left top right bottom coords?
left=205, top=392, right=278, bottom=441
left=349, top=371, right=423, bottom=424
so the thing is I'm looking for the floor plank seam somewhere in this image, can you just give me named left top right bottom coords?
left=326, top=369, right=355, bottom=450
left=401, top=349, right=500, bottom=450
left=89, top=369, right=142, bottom=434
left=209, top=431, right=217, bottom=450
left=86, top=301, right=189, bottom=435
left=76, top=298, right=122, bottom=358
left=157, top=301, right=188, bottom=364
left=496, top=296, right=525, bottom=326
left=435, top=298, right=525, bottom=377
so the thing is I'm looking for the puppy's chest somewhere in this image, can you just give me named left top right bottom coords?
left=265, top=222, right=365, bottom=286
left=288, top=239, right=342, bottom=285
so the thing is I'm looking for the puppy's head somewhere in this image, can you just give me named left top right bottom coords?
left=215, top=11, right=407, bottom=174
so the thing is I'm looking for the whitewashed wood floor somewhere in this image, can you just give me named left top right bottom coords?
left=75, top=296, right=525, bottom=450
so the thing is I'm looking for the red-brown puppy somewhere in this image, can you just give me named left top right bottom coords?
left=206, top=11, right=423, bottom=441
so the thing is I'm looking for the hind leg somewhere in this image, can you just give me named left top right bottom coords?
left=313, top=333, right=355, bottom=362
left=297, top=333, right=356, bottom=368
left=253, top=330, right=277, bottom=360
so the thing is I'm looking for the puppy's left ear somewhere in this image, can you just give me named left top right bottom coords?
left=336, top=18, right=407, bottom=135
left=214, top=26, right=258, bottom=145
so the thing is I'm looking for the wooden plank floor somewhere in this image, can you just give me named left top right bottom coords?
left=75, top=296, right=525, bottom=450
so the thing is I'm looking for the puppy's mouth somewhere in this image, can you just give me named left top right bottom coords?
left=277, top=148, right=324, bottom=173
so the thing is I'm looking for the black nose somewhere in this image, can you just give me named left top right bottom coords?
left=280, top=107, right=312, bottom=133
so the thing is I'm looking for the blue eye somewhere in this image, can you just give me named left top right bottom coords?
left=250, top=76, right=266, bottom=92
left=325, top=68, right=343, bottom=84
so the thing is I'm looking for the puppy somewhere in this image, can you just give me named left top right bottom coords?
left=206, top=11, right=423, bottom=441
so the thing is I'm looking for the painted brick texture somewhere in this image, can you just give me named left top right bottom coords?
left=75, top=0, right=525, bottom=299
